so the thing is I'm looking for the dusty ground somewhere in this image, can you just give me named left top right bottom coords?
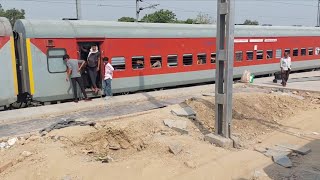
left=1, top=90, right=320, bottom=180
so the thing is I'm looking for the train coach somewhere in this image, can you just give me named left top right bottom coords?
left=0, top=17, right=18, bottom=108
left=1, top=18, right=320, bottom=108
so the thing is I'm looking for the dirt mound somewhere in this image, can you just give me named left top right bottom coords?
left=59, top=118, right=169, bottom=161
left=185, top=92, right=312, bottom=145
left=232, top=92, right=308, bottom=121
left=76, top=127, right=147, bottom=156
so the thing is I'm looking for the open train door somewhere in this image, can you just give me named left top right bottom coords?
left=76, top=39, right=105, bottom=97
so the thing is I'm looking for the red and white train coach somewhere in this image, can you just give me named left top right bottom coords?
left=8, top=19, right=320, bottom=104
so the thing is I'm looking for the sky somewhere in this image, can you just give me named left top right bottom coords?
left=0, top=0, right=318, bottom=26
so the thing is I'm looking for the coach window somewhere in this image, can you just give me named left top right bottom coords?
left=211, top=53, right=216, bottom=63
left=197, top=53, right=207, bottom=64
left=235, top=51, right=243, bottom=62
left=293, top=48, right=299, bottom=56
left=167, top=55, right=178, bottom=67
left=246, top=51, right=253, bottom=61
left=132, top=56, right=144, bottom=69
left=276, top=49, right=282, bottom=58
left=308, top=48, right=314, bottom=55
left=257, top=50, right=264, bottom=60
left=183, top=54, right=193, bottom=66
left=47, top=48, right=67, bottom=73
left=266, top=50, right=273, bottom=59
left=301, top=48, right=306, bottom=56
left=285, top=49, right=291, bottom=56
left=111, top=57, right=126, bottom=71
left=316, top=47, right=320, bottom=55
left=150, top=56, right=162, bottom=68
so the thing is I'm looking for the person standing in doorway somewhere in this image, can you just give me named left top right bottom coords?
left=64, top=54, right=91, bottom=103
left=87, top=45, right=101, bottom=94
left=103, top=57, right=114, bottom=100
left=280, top=52, right=292, bottom=87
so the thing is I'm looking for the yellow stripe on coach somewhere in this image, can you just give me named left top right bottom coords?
left=26, top=38, right=35, bottom=95
left=10, top=36, right=18, bottom=95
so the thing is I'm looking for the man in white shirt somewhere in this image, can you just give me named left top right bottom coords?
left=280, top=52, right=292, bottom=87
left=103, top=57, right=114, bottom=100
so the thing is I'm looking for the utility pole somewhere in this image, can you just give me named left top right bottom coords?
left=136, top=0, right=141, bottom=22
left=215, top=0, right=235, bottom=139
left=76, top=0, right=82, bottom=20
left=317, top=0, right=320, bottom=26
left=136, top=0, right=159, bottom=22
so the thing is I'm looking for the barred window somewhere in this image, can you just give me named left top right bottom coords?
left=132, top=56, right=144, bottom=69
left=183, top=54, right=193, bottom=66
left=197, top=53, right=207, bottom=64
left=235, top=51, right=243, bottom=61
left=151, top=56, right=162, bottom=68
left=167, top=55, right=178, bottom=67
left=267, top=50, right=273, bottom=59
left=47, top=48, right=67, bottom=73
left=111, top=57, right=126, bottom=70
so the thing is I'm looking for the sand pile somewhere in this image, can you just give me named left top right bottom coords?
left=185, top=92, right=313, bottom=144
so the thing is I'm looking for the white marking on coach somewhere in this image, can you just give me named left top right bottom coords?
left=249, top=39, right=264, bottom=43
left=264, top=39, right=278, bottom=42
left=234, top=39, right=248, bottom=43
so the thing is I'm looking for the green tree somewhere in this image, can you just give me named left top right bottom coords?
left=141, top=9, right=177, bottom=23
left=184, top=18, right=195, bottom=24
left=0, top=4, right=25, bottom=26
left=243, top=19, right=259, bottom=25
left=194, top=13, right=215, bottom=24
left=118, top=17, right=136, bottom=22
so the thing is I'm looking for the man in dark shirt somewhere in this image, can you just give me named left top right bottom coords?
left=64, top=54, right=91, bottom=103
left=87, top=45, right=101, bottom=93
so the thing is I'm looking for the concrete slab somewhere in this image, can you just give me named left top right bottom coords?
left=171, top=127, right=189, bottom=135
left=171, top=106, right=196, bottom=117
left=163, top=119, right=189, bottom=135
left=272, top=155, right=293, bottom=168
left=163, top=119, right=187, bottom=129
left=277, top=144, right=312, bottom=155
left=254, top=146, right=267, bottom=153
left=202, top=93, right=215, bottom=97
left=204, top=133, right=233, bottom=148
left=264, top=149, right=291, bottom=158
left=168, top=143, right=183, bottom=155
left=252, top=71, right=320, bottom=93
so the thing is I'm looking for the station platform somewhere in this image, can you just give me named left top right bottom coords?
left=251, top=71, right=320, bottom=93
left=0, top=84, right=215, bottom=125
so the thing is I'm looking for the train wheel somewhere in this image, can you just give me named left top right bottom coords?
left=10, top=102, right=23, bottom=109
left=121, top=92, right=129, bottom=95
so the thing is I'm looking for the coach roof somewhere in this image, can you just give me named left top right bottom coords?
left=0, top=17, right=13, bottom=37
left=13, top=19, right=320, bottom=38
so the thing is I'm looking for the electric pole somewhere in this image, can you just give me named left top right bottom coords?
left=136, top=0, right=159, bottom=22
left=317, top=0, right=320, bottom=26
left=215, top=0, right=235, bottom=139
left=76, top=0, right=82, bottom=20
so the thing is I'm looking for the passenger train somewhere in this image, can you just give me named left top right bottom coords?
left=0, top=17, right=319, bottom=108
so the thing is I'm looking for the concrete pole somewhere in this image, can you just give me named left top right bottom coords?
left=317, top=0, right=320, bottom=26
left=76, top=0, right=82, bottom=20
left=136, top=0, right=140, bottom=22
left=215, top=0, right=235, bottom=138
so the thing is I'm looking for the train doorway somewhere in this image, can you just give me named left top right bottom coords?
left=77, top=41, right=103, bottom=96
